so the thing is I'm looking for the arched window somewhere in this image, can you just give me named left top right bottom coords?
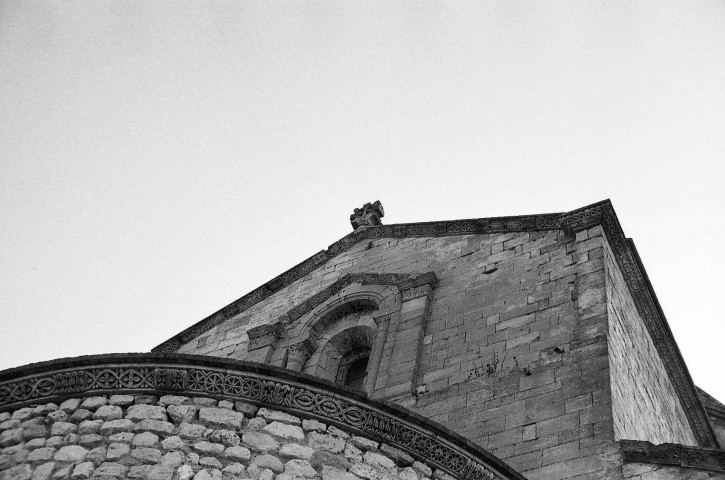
left=336, top=349, right=370, bottom=391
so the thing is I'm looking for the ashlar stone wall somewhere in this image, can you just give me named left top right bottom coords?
left=0, top=394, right=435, bottom=480
left=176, top=227, right=627, bottom=480
left=604, top=242, right=697, bottom=446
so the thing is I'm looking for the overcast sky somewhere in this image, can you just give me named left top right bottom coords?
left=1, top=1, right=724, bottom=403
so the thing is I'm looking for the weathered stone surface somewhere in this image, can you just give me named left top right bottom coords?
left=208, top=429, right=239, bottom=447
left=79, top=434, right=104, bottom=448
left=32, top=462, right=56, bottom=480
left=0, top=419, right=21, bottom=430
left=280, top=443, right=314, bottom=459
left=364, top=450, right=396, bottom=470
left=191, top=398, right=217, bottom=407
left=25, top=438, right=46, bottom=450
left=352, top=436, right=378, bottom=451
left=192, top=468, right=221, bottom=480
left=193, top=441, right=224, bottom=456
left=326, top=426, right=350, bottom=439
left=308, top=432, right=345, bottom=453
left=86, top=446, right=106, bottom=466
left=92, top=462, right=128, bottom=479
left=50, top=422, right=78, bottom=437
left=54, top=445, right=88, bottom=463
left=133, top=432, right=159, bottom=447
left=134, top=419, right=174, bottom=436
left=34, top=404, right=58, bottom=416
left=179, top=422, right=206, bottom=439
left=233, top=402, right=258, bottom=417
left=71, top=462, right=95, bottom=480
left=251, top=454, right=284, bottom=473
left=45, top=437, right=63, bottom=449
left=100, top=420, right=133, bottom=436
left=242, top=432, right=279, bottom=453
left=126, top=405, right=167, bottom=422
left=131, top=447, right=162, bottom=464
left=51, top=465, right=73, bottom=479
left=23, top=424, right=48, bottom=440
left=380, top=443, right=414, bottom=467
left=284, top=459, right=317, bottom=478
left=399, top=467, right=419, bottom=480
left=310, top=451, right=352, bottom=471
left=26, top=447, right=56, bottom=463
left=246, top=417, right=266, bottom=431
left=58, top=399, right=81, bottom=414
left=344, top=443, right=362, bottom=462
left=161, top=451, right=184, bottom=467
left=159, top=395, right=190, bottom=406
left=106, top=443, right=131, bottom=461
left=301, top=419, right=326, bottom=432
left=223, top=446, right=251, bottom=462
left=69, top=410, right=92, bottom=423
left=77, top=420, right=103, bottom=435
left=217, top=400, right=234, bottom=410
left=263, top=422, right=304, bottom=441
left=350, top=462, right=383, bottom=480
left=47, top=411, right=68, bottom=424
left=221, top=462, right=246, bottom=477
left=12, top=408, right=34, bottom=421
left=108, top=395, right=135, bottom=407
left=321, top=466, right=358, bottom=480
left=256, top=409, right=301, bottom=426
left=80, top=397, right=107, bottom=411
left=93, top=406, right=122, bottom=422
left=0, top=428, right=24, bottom=447
left=199, top=457, right=222, bottom=469
left=160, top=436, right=186, bottom=451
left=108, top=432, right=134, bottom=444
left=167, top=405, right=197, bottom=424
left=412, top=460, right=432, bottom=478
left=198, top=408, right=244, bottom=429
left=176, top=465, right=194, bottom=480
left=134, top=395, right=158, bottom=405
left=1, top=464, right=32, bottom=480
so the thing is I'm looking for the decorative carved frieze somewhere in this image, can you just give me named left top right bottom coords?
left=247, top=322, right=285, bottom=351
left=622, top=440, right=725, bottom=473
left=0, top=354, right=524, bottom=480
left=351, top=200, right=385, bottom=230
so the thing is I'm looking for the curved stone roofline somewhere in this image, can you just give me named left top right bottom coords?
left=0, top=353, right=526, bottom=480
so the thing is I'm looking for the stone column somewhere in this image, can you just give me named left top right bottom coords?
left=286, top=340, right=315, bottom=372
left=381, top=272, right=438, bottom=400
left=246, top=322, right=284, bottom=364
left=365, top=314, right=391, bottom=397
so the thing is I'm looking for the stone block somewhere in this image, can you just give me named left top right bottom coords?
left=131, top=447, right=162, bottom=464
left=279, top=443, right=314, bottom=459
left=77, top=420, right=103, bottom=435
left=363, top=450, right=396, bottom=470
left=54, top=445, right=88, bottom=463
left=159, top=395, right=190, bottom=406
left=100, top=420, right=133, bottom=436
left=70, top=410, right=92, bottom=423
left=93, top=406, right=122, bottom=422
left=256, top=408, right=301, bottom=425
left=134, top=419, right=174, bottom=436
left=1, top=464, right=32, bottom=480
left=224, top=446, right=251, bottom=462
left=193, top=441, right=225, bottom=456
left=106, top=443, right=131, bottom=462
left=79, top=434, right=104, bottom=448
left=126, top=405, right=167, bottom=422
left=26, top=447, right=56, bottom=463
left=58, top=399, right=81, bottom=413
left=133, top=432, right=159, bottom=447
left=108, top=395, right=135, bottom=406
left=167, top=405, right=198, bottom=424
left=32, top=462, right=55, bottom=480
left=263, top=422, right=304, bottom=441
left=308, top=432, right=345, bottom=454
left=198, top=408, right=244, bottom=429
left=284, top=459, right=317, bottom=478
left=79, top=397, right=107, bottom=411
left=71, top=462, right=94, bottom=480
left=92, top=462, right=128, bottom=479
left=250, top=454, right=284, bottom=473
left=242, top=432, right=279, bottom=453
left=301, top=419, right=326, bottom=432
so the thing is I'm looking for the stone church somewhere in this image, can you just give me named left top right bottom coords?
left=1, top=200, right=724, bottom=480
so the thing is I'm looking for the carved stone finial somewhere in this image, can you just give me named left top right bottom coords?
left=350, top=201, right=385, bottom=230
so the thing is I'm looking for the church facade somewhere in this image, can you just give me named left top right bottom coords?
left=1, top=200, right=724, bottom=480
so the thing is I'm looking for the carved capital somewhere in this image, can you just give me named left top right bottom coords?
left=350, top=200, right=384, bottom=230
left=247, top=322, right=284, bottom=351
left=399, top=272, right=439, bottom=302
left=286, top=339, right=316, bottom=372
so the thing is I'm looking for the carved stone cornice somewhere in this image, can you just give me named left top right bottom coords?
left=621, top=440, right=725, bottom=473
left=247, top=322, right=285, bottom=351
left=0, top=354, right=526, bottom=480
left=399, top=271, right=439, bottom=302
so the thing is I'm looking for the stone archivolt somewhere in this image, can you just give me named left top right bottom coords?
left=0, top=353, right=525, bottom=480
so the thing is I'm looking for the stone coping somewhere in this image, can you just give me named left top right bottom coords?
left=0, top=353, right=526, bottom=480
left=622, top=439, right=725, bottom=473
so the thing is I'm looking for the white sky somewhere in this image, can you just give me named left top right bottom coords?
left=1, top=1, right=724, bottom=404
